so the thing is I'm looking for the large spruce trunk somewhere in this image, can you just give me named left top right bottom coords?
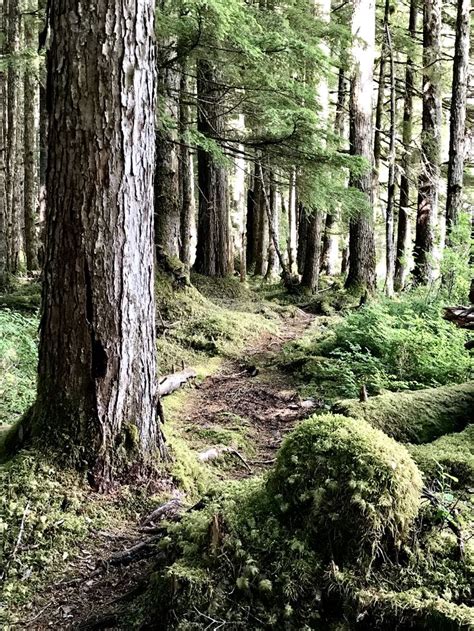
left=195, top=60, right=231, bottom=277
left=394, top=0, right=417, bottom=291
left=445, top=0, right=470, bottom=240
left=413, top=0, right=441, bottom=285
left=22, top=0, right=163, bottom=489
left=345, top=0, right=376, bottom=294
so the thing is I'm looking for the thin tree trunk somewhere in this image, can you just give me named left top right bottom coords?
left=195, top=60, right=231, bottom=277
left=21, top=0, right=163, bottom=488
left=155, top=47, right=181, bottom=258
left=179, top=63, right=196, bottom=267
left=253, top=157, right=268, bottom=277
left=413, top=0, right=442, bottom=285
left=445, top=0, right=470, bottom=241
left=265, top=171, right=279, bottom=281
left=345, top=0, right=377, bottom=294
left=385, top=7, right=396, bottom=297
left=246, top=187, right=255, bottom=269
left=23, top=0, right=39, bottom=272
left=6, top=0, right=21, bottom=273
left=287, top=167, right=297, bottom=273
left=394, top=0, right=417, bottom=291
left=297, top=201, right=308, bottom=275
left=373, top=9, right=387, bottom=201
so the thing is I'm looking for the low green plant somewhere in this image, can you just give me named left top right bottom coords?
left=0, top=310, right=38, bottom=426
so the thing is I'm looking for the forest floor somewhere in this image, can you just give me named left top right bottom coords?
left=16, top=308, right=316, bottom=630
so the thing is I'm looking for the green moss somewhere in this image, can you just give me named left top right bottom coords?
left=409, top=425, right=474, bottom=488
left=332, top=383, right=474, bottom=444
left=268, top=414, right=422, bottom=566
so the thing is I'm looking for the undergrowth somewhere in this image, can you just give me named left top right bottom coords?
left=280, top=290, right=472, bottom=403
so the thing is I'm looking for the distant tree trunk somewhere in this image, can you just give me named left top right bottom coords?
left=385, top=8, right=396, bottom=297
left=23, top=1, right=39, bottom=272
left=287, top=167, right=297, bottom=273
left=341, top=242, right=349, bottom=276
left=155, top=49, right=181, bottom=258
left=345, top=0, right=377, bottom=294
left=445, top=0, right=470, bottom=241
left=265, top=171, right=279, bottom=281
left=413, top=0, right=442, bottom=285
left=373, top=3, right=387, bottom=201
left=6, top=0, right=21, bottom=273
left=0, top=0, right=8, bottom=288
left=179, top=63, right=196, bottom=267
left=246, top=188, right=255, bottom=269
left=195, top=60, right=231, bottom=277
left=253, top=158, right=268, bottom=277
left=321, top=66, right=346, bottom=276
left=297, top=201, right=308, bottom=275
left=20, top=0, right=163, bottom=488
left=394, top=0, right=417, bottom=292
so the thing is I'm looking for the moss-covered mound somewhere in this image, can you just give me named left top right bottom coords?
left=409, top=424, right=474, bottom=488
left=268, top=414, right=422, bottom=566
left=332, top=382, right=474, bottom=444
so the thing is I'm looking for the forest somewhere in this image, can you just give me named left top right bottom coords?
left=0, top=0, right=472, bottom=628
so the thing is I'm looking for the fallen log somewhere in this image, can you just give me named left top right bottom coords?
left=141, top=498, right=183, bottom=527
left=444, top=305, right=474, bottom=329
left=158, top=369, right=197, bottom=397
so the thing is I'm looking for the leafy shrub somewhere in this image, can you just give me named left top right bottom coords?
left=268, top=414, right=422, bottom=566
left=281, top=292, right=471, bottom=401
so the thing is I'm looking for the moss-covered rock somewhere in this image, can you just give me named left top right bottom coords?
left=332, top=383, right=474, bottom=444
left=409, top=425, right=474, bottom=488
left=267, top=414, right=423, bottom=566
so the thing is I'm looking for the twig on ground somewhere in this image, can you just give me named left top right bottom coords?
left=198, top=447, right=252, bottom=472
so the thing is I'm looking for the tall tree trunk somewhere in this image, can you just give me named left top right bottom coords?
left=195, top=60, right=231, bottom=277
left=23, top=0, right=39, bottom=272
left=345, top=0, right=377, bottom=294
left=445, top=0, right=470, bottom=241
left=6, top=0, right=21, bottom=273
left=155, top=48, right=181, bottom=258
left=0, top=0, right=8, bottom=288
left=384, top=5, right=396, bottom=297
left=413, top=0, right=442, bottom=285
left=394, top=0, right=417, bottom=291
left=297, top=201, right=308, bottom=275
left=179, top=63, right=196, bottom=267
left=246, top=187, right=255, bottom=269
left=321, top=66, right=346, bottom=276
left=21, top=0, right=163, bottom=488
left=373, top=7, right=387, bottom=202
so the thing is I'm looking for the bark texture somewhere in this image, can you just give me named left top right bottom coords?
left=445, top=0, right=470, bottom=239
left=345, top=0, right=376, bottom=294
left=394, top=0, right=417, bottom=291
left=195, top=60, right=231, bottom=277
left=413, top=0, right=442, bottom=285
left=384, top=6, right=396, bottom=297
left=301, top=211, right=323, bottom=292
left=24, top=0, right=162, bottom=487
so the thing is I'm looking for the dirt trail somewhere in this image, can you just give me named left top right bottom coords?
left=178, top=309, right=316, bottom=477
left=17, top=310, right=315, bottom=630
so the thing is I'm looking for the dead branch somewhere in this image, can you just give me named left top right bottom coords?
left=158, top=369, right=197, bottom=397
left=141, top=498, right=183, bottom=527
left=198, top=447, right=252, bottom=472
